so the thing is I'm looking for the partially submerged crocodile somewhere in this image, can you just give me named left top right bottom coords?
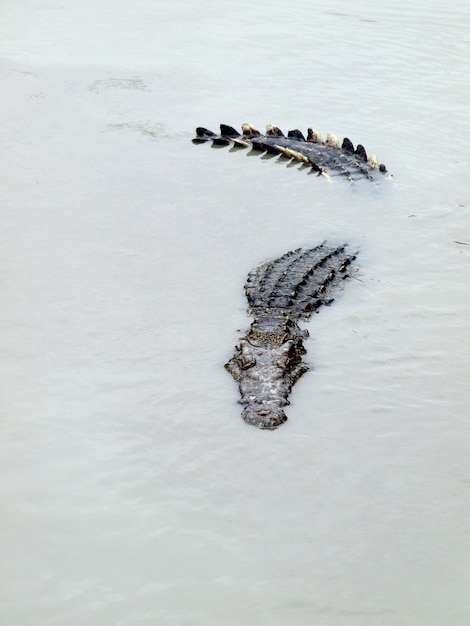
left=194, top=123, right=388, bottom=182
left=225, top=243, right=357, bottom=430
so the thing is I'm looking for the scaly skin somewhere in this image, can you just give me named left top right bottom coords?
left=225, top=244, right=357, bottom=430
left=193, top=123, right=389, bottom=182
left=225, top=317, right=308, bottom=429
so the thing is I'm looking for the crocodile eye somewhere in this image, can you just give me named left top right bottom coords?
left=275, top=356, right=289, bottom=368
left=233, top=340, right=256, bottom=369
left=236, top=354, right=256, bottom=370
left=275, top=341, right=295, bottom=368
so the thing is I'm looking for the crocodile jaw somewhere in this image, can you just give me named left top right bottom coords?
left=242, top=405, right=287, bottom=430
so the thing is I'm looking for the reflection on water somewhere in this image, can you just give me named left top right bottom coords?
left=1, top=1, right=470, bottom=624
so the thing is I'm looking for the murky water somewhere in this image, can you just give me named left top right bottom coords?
left=1, top=1, right=470, bottom=624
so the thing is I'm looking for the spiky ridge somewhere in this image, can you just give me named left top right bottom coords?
left=244, top=243, right=356, bottom=318
left=194, top=123, right=388, bottom=181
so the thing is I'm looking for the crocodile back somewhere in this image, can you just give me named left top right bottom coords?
left=244, top=244, right=357, bottom=319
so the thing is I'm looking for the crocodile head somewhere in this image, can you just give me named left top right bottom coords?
left=225, top=337, right=309, bottom=430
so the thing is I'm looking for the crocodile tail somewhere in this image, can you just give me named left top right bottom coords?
left=193, top=123, right=389, bottom=179
left=244, top=243, right=357, bottom=318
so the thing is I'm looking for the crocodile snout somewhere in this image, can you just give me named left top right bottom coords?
left=242, top=405, right=287, bottom=430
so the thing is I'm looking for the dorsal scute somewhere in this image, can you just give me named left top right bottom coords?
left=244, top=244, right=356, bottom=318
left=342, top=137, right=355, bottom=152
left=220, top=124, right=240, bottom=137
left=266, top=124, right=285, bottom=137
left=194, top=123, right=389, bottom=180
left=242, top=123, right=261, bottom=138
left=355, top=144, right=368, bottom=161
left=287, top=129, right=306, bottom=141
left=325, top=133, right=341, bottom=149
left=307, top=127, right=323, bottom=143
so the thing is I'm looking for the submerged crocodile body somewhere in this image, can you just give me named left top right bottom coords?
left=225, top=243, right=357, bottom=430
left=194, top=122, right=388, bottom=182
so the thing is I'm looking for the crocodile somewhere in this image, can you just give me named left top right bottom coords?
left=225, top=243, right=357, bottom=430
left=193, top=123, right=388, bottom=182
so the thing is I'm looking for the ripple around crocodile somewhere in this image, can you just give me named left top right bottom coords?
left=193, top=122, right=390, bottom=183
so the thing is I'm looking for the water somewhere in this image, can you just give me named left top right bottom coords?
left=1, top=1, right=470, bottom=624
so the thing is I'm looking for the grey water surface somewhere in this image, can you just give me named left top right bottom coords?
left=1, top=1, right=470, bottom=625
